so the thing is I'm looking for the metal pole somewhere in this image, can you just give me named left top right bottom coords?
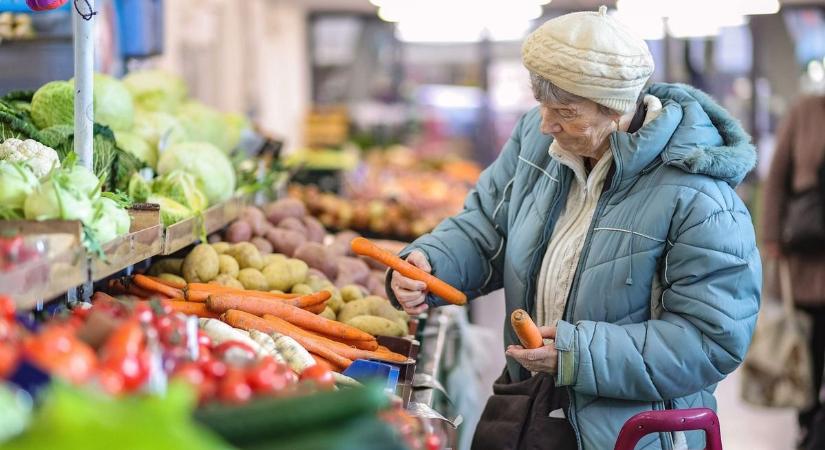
left=73, top=0, right=95, bottom=170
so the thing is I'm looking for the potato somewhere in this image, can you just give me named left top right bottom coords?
left=319, top=307, right=337, bottom=321
left=238, top=268, right=268, bottom=291
left=286, top=259, right=309, bottom=286
left=228, top=243, right=263, bottom=270
left=335, top=256, right=370, bottom=287
left=278, top=217, right=307, bottom=235
left=367, top=273, right=386, bottom=297
left=250, top=236, right=274, bottom=254
left=218, top=254, right=240, bottom=277
left=291, top=283, right=313, bottom=295
left=345, top=315, right=405, bottom=337
left=263, top=261, right=292, bottom=291
left=302, top=216, right=326, bottom=243
left=306, top=274, right=328, bottom=292
left=148, top=258, right=183, bottom=276
left=239, top=206, right=268, bottom=236
left=262, top=253, right=288, bottom=267
left=211, top=242, right=231, bottom=254
left=265, top=227, right=306, bottom=257
left=226, top=220, right=252, bottom=243
left=331, top=231, right=359, bottom=256
left=326, top=288, right=344, bottom=314
left=270, top=290, right=285, bottom=295
left=340, top=284, right=366, bottom=303
left=294, top=242, right=338, bottom=280
left=158, top=273, right=186, bottom=286
left=182, top=244, right=220, bottom=283
left=263, top=198, right=306, bottom=225
left=336, top=298, right=373, bottom=323
left=214, top=274, right=244, bottom=290
left=363, top=295, right=403, bottom=323
left=207, top=233, right=222, bottom=244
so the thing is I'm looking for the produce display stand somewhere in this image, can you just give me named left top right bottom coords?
left=89, top=204, right=162, bottom=280
left=161, top=196, right=245, bottom=255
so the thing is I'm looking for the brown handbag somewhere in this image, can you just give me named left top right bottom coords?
left=471, top=369, right=577, bottom=450
left=781, top=156, right=825, bottom=253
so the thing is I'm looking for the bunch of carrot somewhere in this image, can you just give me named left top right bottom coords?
left=104, top=274, right=408, bottom=370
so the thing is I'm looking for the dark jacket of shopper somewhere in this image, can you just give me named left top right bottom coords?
left=761, top=95, right=825, bottom=305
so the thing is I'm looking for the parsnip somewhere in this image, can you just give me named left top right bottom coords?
left=248, top=329, right=287, bottom=364
left=270, top=332, right=316, bottom=374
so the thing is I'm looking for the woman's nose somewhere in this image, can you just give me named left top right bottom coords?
left=541, top=117, right=562, bottom=134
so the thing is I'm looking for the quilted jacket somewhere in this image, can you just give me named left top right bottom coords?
left=389, top=83, right=762, bottom=449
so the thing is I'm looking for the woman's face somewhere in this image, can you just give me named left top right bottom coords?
left=539, top=100, right=621, bottom=159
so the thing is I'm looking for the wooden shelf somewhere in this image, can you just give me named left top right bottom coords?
left=162, top=196, right=244, bottom=255
left=90, top=206, right=163, bottom=280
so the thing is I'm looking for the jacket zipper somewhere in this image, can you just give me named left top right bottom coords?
left=563, top=137, right=623, bottom=450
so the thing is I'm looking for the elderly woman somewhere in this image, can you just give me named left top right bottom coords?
left=388, top=7, right=761, bottom=450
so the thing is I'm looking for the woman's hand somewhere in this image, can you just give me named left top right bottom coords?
left=505, top=326, right=558, bottom=374
left=390, top=250, right=431, bottom=315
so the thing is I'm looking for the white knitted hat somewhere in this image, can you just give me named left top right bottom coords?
left=522, top=5, right=654, bottom=113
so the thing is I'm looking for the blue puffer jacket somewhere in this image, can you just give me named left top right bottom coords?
left=389, top=83, right=762, bottom=449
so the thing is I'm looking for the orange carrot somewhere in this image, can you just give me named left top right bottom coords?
left=91, top=291, right=119, bottom=306
left=304, top=301, right=327, bottom=315
left=207, top=293, right=373, bottom=342
left=309, top=352, right=340, bottom=372
left=224, top=310, right=353, bottom=369
left=107, top=279, right=128, bottom=295
left=511, top=309, right=543, bottom=349
left=165, top=301, right=221, bottom=318
left=145, top=275, right=186, bottom=290
left=263, top=315, right=406, bottom=364
left=350, top=237, right=466, bottom=305
left=185, top=283, right=301, bottom=302
left=133, top=274, right=184, bottom=299
left=126, top=283, right=156, bottom=299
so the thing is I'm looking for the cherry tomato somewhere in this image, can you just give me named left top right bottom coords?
left=283, top=369, right=299, bottom=385
left=218, top=369, right=252, bottom=404
left=299, top=364, right=335, bottom=390
left=0, top=341, right=20, bottom=378
left=246, top=360, right=288, bottom=394
left=425, top=433, right=442, bottom=450
left=200, top=359, right=227, bottom=378
left=23, top=324, right=98, bottom=384
left=172, top=362, right=206, bottom=387
left=0, top=296, right=16, bottom=321
left=197, top=346, right=212, bottom=365
left=0, top=319, right=15, bottom=341
left=131, top=302, right=154, bottom=324
left=198, top=376, right=218, bottom=405
left=197, top=331, right=211, bottom=348
left=98, top=368, right=125, bottom=395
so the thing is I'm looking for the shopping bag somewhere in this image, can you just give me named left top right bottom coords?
left=740, top=258, right=813, bottom=409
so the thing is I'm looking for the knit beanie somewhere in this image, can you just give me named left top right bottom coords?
left=522, top=5, right=654, bottom=113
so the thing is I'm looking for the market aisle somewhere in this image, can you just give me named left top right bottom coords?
left=470, top=290, right=799, bottom=450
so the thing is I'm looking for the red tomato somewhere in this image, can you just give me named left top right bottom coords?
left=0, top=296, right=15, bottom=321
left=131, top=302, right=154, bottom=324
left=0, top=319, right=15, bottom=341
left=198, top=376, right=218, bottom=405
left=218, top=369, right=253, bottom=404
left=23, top=325, right=98, bottom=384
left=299, top=364, right=335, bottom=390
left=425, top=433, right=442, bottom=450
left=200, top=359, right=227, bottom=378
left=196, top=331, right=211, bottom=348
left=197, top=346, right=212, bottom=365
left=283, top=369, right=299, bottom=385
left=246, top=360, right=288, bottom=394
left=213, top=341, right=256, bottom=367
left=98, top=368, right=125, bottom=395
left=173, top=362, right=206, bottom=387
left=0, top=342, right=19, bottom=378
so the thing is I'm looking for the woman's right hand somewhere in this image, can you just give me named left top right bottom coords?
left=390, top=250, right=431, bottom=315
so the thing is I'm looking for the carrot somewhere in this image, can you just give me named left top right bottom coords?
left=145, top=274, right=186, bottom=290
left=106, top=278, right=128, bottom=295
left=350, top=237, right=467, bottom=305
left=263, top=315, right=406, bottom=364
left=185, top=283, right=301, bottom=302
left=304, top=301, right=327, bottom=315
left=165, top=301, right=221, bottom=318
left=511, top=309, right=543, bottom=349
left=224, top=310, right=353, bottom=369
left=279, top=320, right=378, bottom=351
left=207, top=293, right=373, bottom=342
left=126, top=283, right=156, bottom=299
left=91, top=291, right=120, bottom=307
left=310, top=352, right=339, bottom=372
left=133, top=274, right=184, bottom=299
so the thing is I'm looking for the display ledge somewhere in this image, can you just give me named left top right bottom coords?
left=161, top=196, right=245, bottom=255
left=90, top=204, right=162, bottom=280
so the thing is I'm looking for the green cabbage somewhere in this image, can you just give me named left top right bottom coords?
left=63, top=164, right=100, bottom=199
left=114, top=130, right=156, bottom=168
left=88, top=196, right=131, bottom=243
left=0, top=160, right=38, bottom=217
left=157, top=142, right=236, bottom=205
left=152, top=170, right=208, bottom=213
left=123, top=70, right=188, bottom=113
left=24, top=173, right=93, bottom=223
left=147, top=194, right=193, bottom=227
left=131, top=110, right=187, bottom=157
left=175, top=101, right=236, bottom=153
left=128, top=173, right=151, bottom=203
left=30, top=81, right=74, bottom=130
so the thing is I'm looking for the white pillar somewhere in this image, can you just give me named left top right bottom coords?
left=73, top=0, right=95, bottom=170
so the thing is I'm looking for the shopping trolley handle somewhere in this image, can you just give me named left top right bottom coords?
left=613, top=408, right=722, bottom=450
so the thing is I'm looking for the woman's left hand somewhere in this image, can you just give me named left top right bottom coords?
left=505, top=326, right=558, bottom=374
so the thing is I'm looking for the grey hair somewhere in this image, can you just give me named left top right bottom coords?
left=529, top=72, right=643, bottom=116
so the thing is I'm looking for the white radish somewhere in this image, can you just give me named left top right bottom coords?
left=270, top=332, right=316, bottom=374
left=199, top=318, right=264, bottom=357
left=331, top=372, right=361, bottom=387
left=248, top=329, right=287, bottom=364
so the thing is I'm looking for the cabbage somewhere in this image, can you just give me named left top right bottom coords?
left=157, top=142, right=236, bottom=205
left=24, top=173, right=93, bottom=223
left=30, top=81, right=74, bottom=129
left=87, top=196, right=131, bottom=243
left=175, top=101, right=236, bottom=153
left=31, top=75, right=134, bottom=132
left=123, top=70, right=188, bottom=113
left=147, top=194, right=193, bottom=227
left=127, top=173, right=151, bottom=203
left=114, top=130, right=156, bottom=168
left=63, top=164, right=100, bottom=199
left=152, top=170, right=207, bottom=213
left=132, top=110, right=187, bottom=156
left=0, top=160, right=38, bottom=214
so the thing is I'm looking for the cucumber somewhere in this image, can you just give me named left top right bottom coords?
left=195, top=384, right=390, bottom=445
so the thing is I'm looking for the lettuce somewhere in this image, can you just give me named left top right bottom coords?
left=156, top=142, right=235, bottom=205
